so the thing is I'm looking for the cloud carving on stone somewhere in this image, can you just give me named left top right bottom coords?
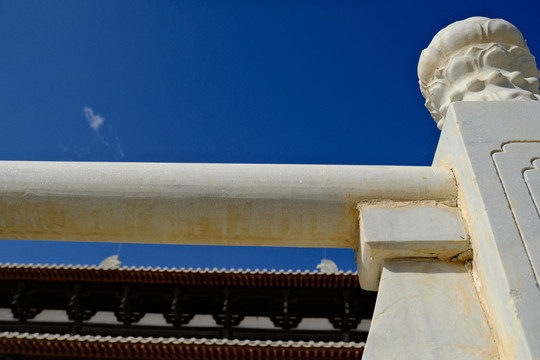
left=418, top=17, right=540, bottom=129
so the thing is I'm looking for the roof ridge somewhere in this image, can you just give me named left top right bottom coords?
left=0, top=331, right=365, bottom=348
left=0, top=262, right=357, bottom=276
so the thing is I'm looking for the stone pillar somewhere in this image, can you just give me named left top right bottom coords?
left=434, top=101, right=540, bottom=360
left=427, top=17, right=540, bottom=359
left=362, top=17, right=540, bottom=359
left=364, top=260, right=497, bottom=359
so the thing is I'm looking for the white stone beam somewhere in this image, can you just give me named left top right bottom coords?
left=358, top=204, right=470, bottom=291
left=0, top=162, right=456, bottom=248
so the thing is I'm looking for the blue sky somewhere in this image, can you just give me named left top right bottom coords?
left=0, top=1, right=539, bottom=271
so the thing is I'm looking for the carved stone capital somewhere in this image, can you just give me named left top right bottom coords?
left=418, top=17, right=540, bottom=129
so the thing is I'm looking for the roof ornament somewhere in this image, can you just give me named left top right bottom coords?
left=316, top=259, right=339, bottom=274
left=418, top=17, right=540, bottom=129
left=98, top=255, right=121, bottom=270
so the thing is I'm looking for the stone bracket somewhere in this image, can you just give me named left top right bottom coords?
left=358, top=203, right=470, bottom=291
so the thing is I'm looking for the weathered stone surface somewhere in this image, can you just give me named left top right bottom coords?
left=363, top=260, right=498, bottom=360
left=0, top=162, right=456, bottom=248
left=358, top=204, right=470, bottom=290
left=434, top=101, right=540, bottom=359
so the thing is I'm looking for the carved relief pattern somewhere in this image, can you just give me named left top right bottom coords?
left=524, top=159, right=540, bottom=218
left=418, top=17, right=540, bottom=129
left=493, top=142, right=540, bottom=281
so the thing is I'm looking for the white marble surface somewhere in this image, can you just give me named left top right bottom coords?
left=434, top=101, right=540, bottom=359
left=358, top=204, right=470, bottom=290
left=363, top=260, right=497, bottom=360
left=418, top=17, right=540, bottom=129
left=0, top=162, right=456, bottom=249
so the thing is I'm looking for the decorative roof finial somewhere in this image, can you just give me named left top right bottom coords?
left=98, top=255, right=121, bottom=270
left=418, top=17, right=540, bottom=129
left=316, top=259, right=339, bottom=274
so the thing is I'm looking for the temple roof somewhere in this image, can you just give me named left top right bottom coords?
left=0, top=331, right=364, bottom=359
left=0, top=262, right=369, bottom=359
left=0, top=262, right=360, bottom=288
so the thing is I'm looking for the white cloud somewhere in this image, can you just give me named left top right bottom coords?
left=81, top=105, right=125, bottom=160
left=83, top=106, right=105, bottom=134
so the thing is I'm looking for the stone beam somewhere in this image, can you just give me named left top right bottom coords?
left=0, top=161, right=456, bottom=248
left=358, top=203, right=470, bottom=291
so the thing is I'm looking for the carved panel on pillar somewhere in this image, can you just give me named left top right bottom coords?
left=493, top=142, right=540, bottom=282
left=525, top=159, right=540, bottom=208
left=432, top=101, right=540, bottom=360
